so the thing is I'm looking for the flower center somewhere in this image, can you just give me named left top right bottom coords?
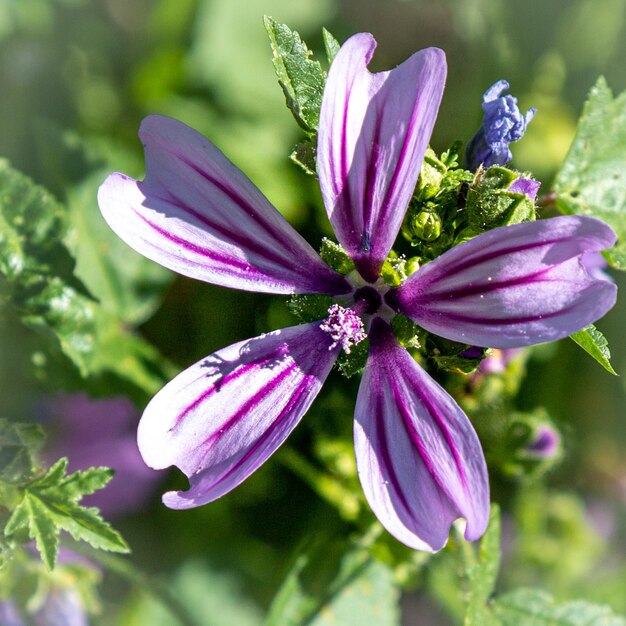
left=319, top=304, right=367, bottom=354
left=353, top=286, right=382, bottom=315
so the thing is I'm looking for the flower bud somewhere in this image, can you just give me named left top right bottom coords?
left=409, top=210, right=442, bottom=242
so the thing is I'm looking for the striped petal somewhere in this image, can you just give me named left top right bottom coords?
left=354, top=318, right=489, bottom=551
left=138, top=323, right=339, bottom=509
left=386, top=216, right=617, bottom=348
left=98, top=116, right=350, bottom=295
left=318, top=34, right=446, bottom=282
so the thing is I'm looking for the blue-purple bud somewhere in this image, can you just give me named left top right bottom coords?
left=466, top=80, right=536, bottom=171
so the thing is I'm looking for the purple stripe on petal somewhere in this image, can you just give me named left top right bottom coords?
left=318, top=34, right=447, bottom=281
left=387, top=216, right=617, bottom=348
left=98, top=116, right=350, bottom=296
left=353, top=318, right=490, bottom=551
left=138, top=323, right=340, bottom=509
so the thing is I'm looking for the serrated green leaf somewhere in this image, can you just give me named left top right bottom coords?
left=4, top=459, right=128, bottom=569
left=264, top=16, right=326, bottom=133
left=322, top=28, right=340, bottom=64
left=38, top=496, right=128, bottom=554
left=570, top=324, right=617, bottom=374
left=493, top=588, right=626, bottom=626
left=28, top=457, right=69, bottom=490
left=58, top=466, right=115, bottom=500
left=465, top=505, right=502, bottom=626
left=554, top=77, right=626, bottom=269
left=18, top=494, right=59, bottom=570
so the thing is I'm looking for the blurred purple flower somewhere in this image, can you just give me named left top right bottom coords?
left=0, top=548, right=94, bottom=626
left=526, top=425, right=561, bottom=458
left=98, top=34, right=616, bottom=550
left=477, top=348, right=523, bottom=376
left=42, top=394, right=163, bottom=517
left=466, top=80, right=536, bottom=170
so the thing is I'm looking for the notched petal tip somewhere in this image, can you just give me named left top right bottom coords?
left=354, top=319, right=490, bottom=551
left=391, top=216, right=619, bottom=348
left=98, top=118, right=350, bottom=296
left=318, top=33, right=447, bottom=281
left=138, top=323, right=339, bottom=509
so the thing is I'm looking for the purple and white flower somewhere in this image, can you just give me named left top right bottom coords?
left=98, top=34, right=617, bottom=550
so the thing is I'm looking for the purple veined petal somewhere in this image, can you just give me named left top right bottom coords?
left=98, top=116, right=350, bottom=296
left=354, top=318, right=489, bottom=551
left=138, top=323, right=339, bottom=509
left=386, top=215, right=618, bottom=348
left=318, top=34, right=447, bottom=282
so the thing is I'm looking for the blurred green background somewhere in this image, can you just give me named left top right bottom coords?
left=0, top=0, right=625, bottom=624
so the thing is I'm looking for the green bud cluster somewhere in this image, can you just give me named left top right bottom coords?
left=401, top=144, right=473, bottom=263
left=401, top=144, right=540, bottom=267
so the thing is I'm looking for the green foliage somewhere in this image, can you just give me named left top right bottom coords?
left=319, top=237, right=355, bottom=274
left=0, top=159, right=97, bottom=375
left=287, top=294, right=334, bottom=323
left=264, top=16, right=327, bottom=134
left=570, top=324, right=617, bottom=374
left=265, top=539, right=400, bottom=626
left=322, top=28, right=340, bottom=64
left=492, top=589, right=626, bottom=625
left=555, top=77, right=626, bottom=269
left=0, top=420, right=45, bottom=484
left=4, top=458, right=129, bottom=570
left=119, top=560, right=263, bottom=626
left=464, top=506, right=502, bottom=626
left=0, top=158, right=172, bottom=395
left=427, top=505, right=501, bottom=624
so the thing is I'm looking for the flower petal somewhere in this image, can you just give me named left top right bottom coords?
left=354, top=318, right=489, bottom=551
left=138, top=323, right=339, bottom=509
left=98, top=116, right=350, bottom=295
left=387, top=216, right=617, bottom=348
left=318, top=34, right=446, bottom=282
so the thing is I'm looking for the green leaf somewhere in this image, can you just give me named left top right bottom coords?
left=570, top=324, right=617, bottom=374
left=0, top=159, right=97, bottom=375
left=264, top=16, right=326, bottom=133
left=290, top=141, right=317, bottom=175
left=493, top=588, right=626, bottom=626
left=465, top=505, right=502, bottom=626
left=0, top=419, right=45, bottom=484
left=265, top=540, right=400, bottom=626
left=4, top=458, right=129, bottom=570
left=322, top=28, right=340, bottom=64
left=554, top=77, right=626, bottom=269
